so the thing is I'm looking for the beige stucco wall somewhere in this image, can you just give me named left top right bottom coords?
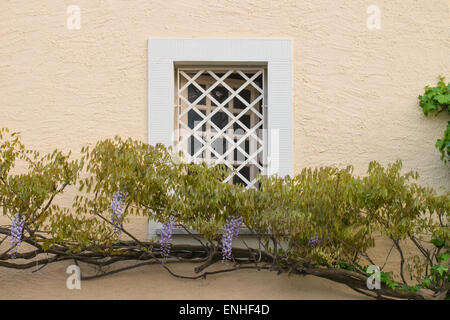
left=1, top=0, right=449, bottom=239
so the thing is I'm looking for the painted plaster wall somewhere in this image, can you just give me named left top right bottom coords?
left=0, top=0, right=449, bottom=239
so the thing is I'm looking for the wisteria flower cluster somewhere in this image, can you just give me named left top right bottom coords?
left=10, top=213, right=25, bottom=255
left=221, top=216, right=243, bottom=262
left=111, top=190, right=125, bottom=234
left=308, top=232, right=319, bottom=247
left=160, top=216, right=176, bottom=259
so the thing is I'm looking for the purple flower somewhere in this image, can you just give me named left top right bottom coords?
left=221, top=216, right=243, bottom=262
left=111, top=191, right=125, bottom=234
left=160, top=217, right=175, bottom=259
left=308, top=232, right=319, bottom=247
left=10, top=213, right=25, bottom=256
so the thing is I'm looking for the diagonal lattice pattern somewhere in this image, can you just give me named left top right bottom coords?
left=175, top=68, right=266, bottom=188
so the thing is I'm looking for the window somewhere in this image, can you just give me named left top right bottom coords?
left=175, top=67, right=266, bottom=188
left=148, top=39, right=293, bottom=177
left=148, top=38, right=293, bottom=236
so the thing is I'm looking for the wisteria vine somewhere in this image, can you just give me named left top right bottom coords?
left=10, top=213, right=25, bottom=256
left=160, top=216, right=176, bottom=259
left=221, top=216, right=243, bottom=262
left=308, top=232, right=319, bottom=247
left=111, top=190, right=125, bottom=234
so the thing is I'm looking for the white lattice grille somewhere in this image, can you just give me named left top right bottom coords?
left=175, top=67, right=267, bottom=188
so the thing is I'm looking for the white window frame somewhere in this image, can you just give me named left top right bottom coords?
left=148, top=38, right=293, bottom=177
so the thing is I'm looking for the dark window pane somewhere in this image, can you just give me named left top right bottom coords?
left=233, top=166, right=250, bottom=185
left=188, top=84, right=206, bottom=105
left=211, top=112, right=228, bottom=131
left=188, top=110, right=206, bottom=131
left=211, top=86, right=228, bottom=107
left=234, top=89, right=251, bottom=109
left=254, top=73, right=263, bottom=89
left=233, top=114, right=251, bottom=132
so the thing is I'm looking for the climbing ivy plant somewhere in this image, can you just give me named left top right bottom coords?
left=418, top=76, right=450, bottom=163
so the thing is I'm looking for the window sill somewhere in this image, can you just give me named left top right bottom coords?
left=155, top=227, right=256, bottom=236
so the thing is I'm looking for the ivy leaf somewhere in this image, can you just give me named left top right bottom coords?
left=435, top=265, right=448, bottom=277
left=418, top=77, right=450, bottom=163
left=437, top=253, right=449, bottom=263
left=430, top=237, right=445, bottom=248
left=422, top=277, right=431, bottom=288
